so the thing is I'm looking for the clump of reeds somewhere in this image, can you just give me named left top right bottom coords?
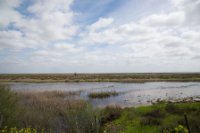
left=88, top=91, right=119, bottom=99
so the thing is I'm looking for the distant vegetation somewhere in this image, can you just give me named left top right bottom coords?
left=88, top=91, right=119, bottom=99
left=0, top=85, right=200, bottom=133
left=0, top=73, right=200, bottom=83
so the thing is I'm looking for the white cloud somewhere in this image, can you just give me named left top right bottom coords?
left=184, top=0, right=200, bottom=25
left=80, top=22, right=158, bottom=45
left=0, top=30, right=25, bottom=49
left=32, top=43, right=83, bottom=63
left=0, top=0, right=77, bottom=50
left=140, top=11, right=185, bottom=27
left=89, top=17, right=114, bottom=31
left=27, top=0, right=73, bottom=14
left=53, top=43, right=82, bottom=52
left=170, top=0, right=200, bottom=25
left=0, top=0, right=21, bottom=28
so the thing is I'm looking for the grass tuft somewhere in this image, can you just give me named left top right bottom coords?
left=88, top=91, right=119, bottom=99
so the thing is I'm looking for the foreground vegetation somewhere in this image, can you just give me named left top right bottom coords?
left=0, top=73, right=200, bottom=83
left=102, top=103, right=200, bottom=133
left=0, top=86, right=100, bottom=133
left=0, top=85, right=200, bottom=133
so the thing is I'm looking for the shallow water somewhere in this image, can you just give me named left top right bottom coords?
left=8, top=82, right=200, bottom=107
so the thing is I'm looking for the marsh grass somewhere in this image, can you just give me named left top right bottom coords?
left=88, top=91, right=119, bottom=99
left=16, top=91, right=100, bottom=133
left=0, top=86, right=100, bottom=133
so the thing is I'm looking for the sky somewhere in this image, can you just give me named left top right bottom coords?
left=0, top=0, right=200, bottom=73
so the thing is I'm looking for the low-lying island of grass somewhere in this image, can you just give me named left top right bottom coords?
left=0, top=85, right=199, bottom=133
left=88, top=91, right=119, bottom=99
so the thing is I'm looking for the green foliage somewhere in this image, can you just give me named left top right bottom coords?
left=174, top=125, right=188, bottom=133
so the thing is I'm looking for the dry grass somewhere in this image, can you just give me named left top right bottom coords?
left=17, top=91, right=86, bottom=113
left=14, top=91, right=100, bottom=133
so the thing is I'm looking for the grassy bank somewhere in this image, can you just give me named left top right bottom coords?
left=102, top=103, right=200, bottom=133
left=0, top=85, right=200, bottom=133
left=1, top=73, right=200, bottom=83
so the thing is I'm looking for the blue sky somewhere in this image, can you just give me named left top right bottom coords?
left=72, top=0, right=125, bottom=24
left=0, top=0, right=200, bottom=73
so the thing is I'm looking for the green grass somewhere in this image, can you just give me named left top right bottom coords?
left=88, top=91, right=119, bottom=99
left=101, top=102, right=200, bottom=133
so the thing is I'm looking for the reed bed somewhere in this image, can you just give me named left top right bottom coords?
left=0, top=86, right=100, bottom=133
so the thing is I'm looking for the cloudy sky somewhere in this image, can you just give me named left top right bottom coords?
left=0, top=0, right=200, bottom=73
